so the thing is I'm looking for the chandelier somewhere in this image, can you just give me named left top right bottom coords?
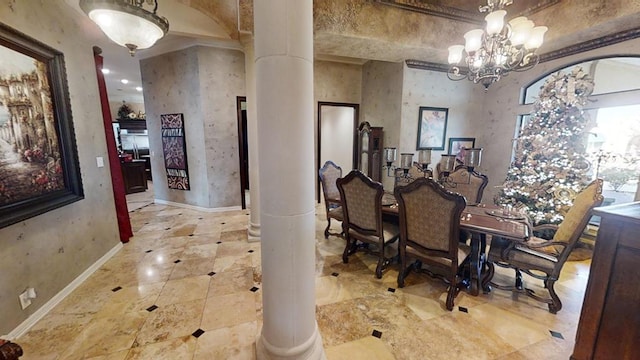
left=447, top=0, right=547, bottom=89
left=80, top=0, right=169, bottom=56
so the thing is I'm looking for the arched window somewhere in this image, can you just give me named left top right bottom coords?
left=518, top=56, right=640, bottom=208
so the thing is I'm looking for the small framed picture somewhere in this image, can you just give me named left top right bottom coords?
left=416, top=106, right=448, bottom=150
left=448, top=137, right=476, bottom=162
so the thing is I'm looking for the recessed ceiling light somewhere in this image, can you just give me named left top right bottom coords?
left=121, top=79, right=129, bottom=84
left=136, top=86, right=143, bottom=92
left=101, top=68, right=110, bottom=74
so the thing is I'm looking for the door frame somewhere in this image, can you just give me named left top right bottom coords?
left=316, top=101, right=359, bottom=202
left=236, top=96, right=248, bottom=209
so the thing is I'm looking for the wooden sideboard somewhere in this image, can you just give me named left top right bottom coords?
left=572, top=202, right=640, bottom=360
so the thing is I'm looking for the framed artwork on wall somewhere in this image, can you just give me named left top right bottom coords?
left=417, top=106, right=448, bottom=150
left=161, top=113, right=190, bottom=190
left=0, top=23, right=83, bottom=228
left=448, top=137, right=476, bottom=162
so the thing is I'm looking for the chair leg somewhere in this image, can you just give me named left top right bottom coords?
left=515, top=268, right=523, bottom=290
left=324, top=218, right=331, bottom=239
left=375, top=257, right=384, bottom=279
left=342, top=237, right=352, bottom=263
left=446, top=275, right=458, bottom=311
left=546, top=278, right=562, bottom=314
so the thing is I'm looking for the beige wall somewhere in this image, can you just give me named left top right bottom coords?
left=361, top=60, right=404, bottom=190
left=140, top=46, right=245, bottom=209
left=399, top=65, right=486, bottom=180
left=314, top=60, right=363, bottom=197
left=0, top=1, right=120, bottom=335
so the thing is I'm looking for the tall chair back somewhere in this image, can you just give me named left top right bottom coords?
left=443, top=166, right=488, bottom=204
left=394, top=177, right=466, bottom=310
left=337, top=170, right=398, bottom=278
left=319, top=160, right=343, bottom=238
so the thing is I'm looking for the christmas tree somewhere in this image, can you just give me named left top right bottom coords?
left=495, top=67, right=595, bottom=225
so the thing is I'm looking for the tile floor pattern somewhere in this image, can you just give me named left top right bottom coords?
left=15, top=202, right=591, bottom=359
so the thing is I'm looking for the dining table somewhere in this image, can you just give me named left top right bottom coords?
left=381, top=193, right=530, bottom=296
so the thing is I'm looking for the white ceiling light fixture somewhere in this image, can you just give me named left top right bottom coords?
left=447, top=0, right=548, bottom=90
left=101, top=68, right=110, bottom=74
left=80, top=0, right=169, bottom=56
left=121, top=79, right=129, bottom=84
left=136, top=86, right=143, bottom=91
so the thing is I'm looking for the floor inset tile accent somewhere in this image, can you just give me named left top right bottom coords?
left=250, top=287, right=259, bottom=292
left=248, top=250, right=254, bottom=253
left=221, top=222, right=226, bottom=225
left=387, top=288, right=396, bottom=293
left=146, top=305, right=158, bottom=312
left=331, top=272, right=339, bottom=277
left=192, top=329, right=205, bottom=338
left=208, top=272, right=216, bottom=276
left=165, top=227, right=171, bottom=230
left=550, top=330, right=564, bottom=339
left=111, top=286, right=122, bottom=292
left=189, top=234, right=194, bottom=237
left=459, top=306, right=468, bottom=313
left=174, top=259, right=181, bottom=264
left=216, top=241, right=222, bottom=244
left=372, top=330, right=382, bottom=338
left=145, top=250, right=153, bottom=253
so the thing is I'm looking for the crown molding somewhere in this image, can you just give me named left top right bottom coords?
left=374, top=0, right=559, bottom=25
left=539, top=27, right=640, bottom=63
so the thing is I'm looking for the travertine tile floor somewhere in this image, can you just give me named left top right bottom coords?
left=16, top=201, right=589, bottom=359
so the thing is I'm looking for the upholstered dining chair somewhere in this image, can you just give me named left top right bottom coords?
left=319, top=160, right=343, bottom=239
left=394, top=177, right=467, bottom=311
left=337, top=170, right=399, bottom=278
left=441, top=165, right=488, bottom=205
left=486, top=178, right=604, bottom=313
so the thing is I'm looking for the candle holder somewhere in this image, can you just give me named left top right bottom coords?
left=417, top=149, right=432, bottom=176
left=383, top=147, right=397, bottom=177
left=398, top=153, right=414, bottom=179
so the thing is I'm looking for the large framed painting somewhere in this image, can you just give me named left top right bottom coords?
left=417, top=106, right=448, bottom=150
left=0, top=24, right=83, bottom=228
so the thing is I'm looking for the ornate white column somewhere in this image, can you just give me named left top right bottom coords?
left=254, top=0, right=325, bottom=359
left=242, top=34, right=261, bottom=242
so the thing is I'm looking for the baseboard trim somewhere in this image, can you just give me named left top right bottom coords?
left=154, top=199, right=242, bottom=213
left=4, top=242, right=123, bottom=340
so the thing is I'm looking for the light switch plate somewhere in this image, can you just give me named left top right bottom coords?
left=96, top=157, right=104, bottom=168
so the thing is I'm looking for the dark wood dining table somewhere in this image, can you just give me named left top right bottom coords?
left=381, top=193, right=530, bottom=296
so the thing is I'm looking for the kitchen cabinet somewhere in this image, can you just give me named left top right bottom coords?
left=121, top=159, right=147, bottom=194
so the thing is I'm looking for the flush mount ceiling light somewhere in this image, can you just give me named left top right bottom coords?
left=80, top=0, right=169, bottom=56
left=447, top=0, right=548, bottom=89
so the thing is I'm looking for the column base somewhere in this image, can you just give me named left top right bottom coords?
left=256, top=323, right=325, bottom=360
left=248, top=221, right=261, bottom=242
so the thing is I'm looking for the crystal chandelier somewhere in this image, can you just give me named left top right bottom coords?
left=447, top=0, right=548, bottom=89
left=80, top=0, right=169, bottom=56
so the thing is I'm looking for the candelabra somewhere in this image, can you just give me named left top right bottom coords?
left=438, top=148, right=483, bottom=186
left=384, top=148, right=433, bottom=182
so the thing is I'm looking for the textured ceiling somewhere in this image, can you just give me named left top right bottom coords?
left=174, top=0, right=640, bottom=65
left=86, top=0, right=640, bottom=103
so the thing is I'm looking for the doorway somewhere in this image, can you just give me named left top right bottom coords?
left=236, top=96, right=249, bottom=209
left=317, top=102, right=359, bottom=202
